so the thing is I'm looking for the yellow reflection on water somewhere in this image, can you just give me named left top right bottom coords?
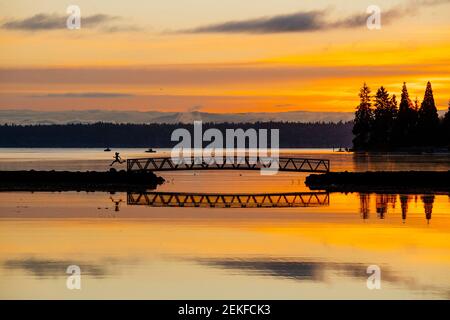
left=0, top=190, right=449, bottom=299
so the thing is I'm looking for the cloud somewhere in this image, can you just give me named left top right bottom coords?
left=4, top=64, right=444, bottom=86
left=1, top=13, right=139, bottom=32
left=29, top=92, right=135, bottom=98
left=2, top=13, right=63, bottom=30
left=181, top=10, right=327, bottom=34
left=180, top=9, right=391, bottom=34
left=179, top=0, right=450, bottom=34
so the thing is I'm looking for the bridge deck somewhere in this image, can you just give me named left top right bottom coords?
left=127, top=191, right=329, bottom=208
left=127, top=156, right=330, bottom=173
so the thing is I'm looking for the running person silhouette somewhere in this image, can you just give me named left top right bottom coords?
left=110, top=152, right=125, bottom=166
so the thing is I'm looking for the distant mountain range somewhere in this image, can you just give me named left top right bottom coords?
left=0, top=109, right=356, bottom=125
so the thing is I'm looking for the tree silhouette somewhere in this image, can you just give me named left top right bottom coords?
left=371, top=86, right=396, bottom=148
left=418, top=81, right=439, bottom=146
left=413, top=98, right=419, bottom=111
left=352, top=83, right=373, bottom=150
left=0, top=121, right=354, bottom=148
left=442, top=100, right=450, bottom=147
left=353, top=81, right=448, bottom=151
left=393, top=83, right=415, bottom=147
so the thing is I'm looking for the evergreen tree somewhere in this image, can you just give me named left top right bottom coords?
left=389, top=94, right=399, bottom=144
left=352, top=83, right=373, bottom=150
left=390, top=94, right=398, bottom=116
left=442, top=100, right=450, bottom=147
left=394, top=82, right=415, bottom=147
left=413, top=97, right=420, bottom=112
left=417, top=81, right=439, bottom=145
left=371, top=86, right=395, bottom=148
left=409, top=97, right=421, bottom=145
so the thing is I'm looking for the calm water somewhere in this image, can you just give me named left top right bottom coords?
left=0, top=148, right=449, bottom=299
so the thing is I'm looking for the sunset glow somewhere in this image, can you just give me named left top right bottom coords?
left=1, top=0, right=449, bottom=113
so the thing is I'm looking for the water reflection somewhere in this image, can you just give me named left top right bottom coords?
left=375, top=194, right=394, bottom=219
left=126, top=191, right=440, bottom=223
left=359, top=193, right=370, bottom=219
left=192, top=257, right=450, bottom=298
left=358, top=193, right=437, bottom=222
left=127, top=191, right=330, bottom=208
left=1, top=190, right=449, bottom=299
left=110, top=196, right=123, bottom=212
left=195, top=257, right=369, bottom=281
left=422, top=195, right=435, bottom=223
left=3, top=258, right=107, bottom=278
left=400, top=194, right=411, bottom=222
left=352, top=152, right=450, bottom=172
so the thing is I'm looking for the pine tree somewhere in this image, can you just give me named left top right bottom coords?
left=390, top=94, right=398, bottom=116
left=371, top=86, right=395, bottom=148
left=409, top=97, right=420, bottom=145
left=394, top=82, right=415, bottom=147
left=442, top=100, right=450, bottom=147
left=353, top=83, right=373, bottom=150
left=418, top=81, right=439, bottom=146
left=389, top=94, right=399, bottom=145
left=388, top=93, right=398, bottom=146
left=413, top=97, right=420, bottom=112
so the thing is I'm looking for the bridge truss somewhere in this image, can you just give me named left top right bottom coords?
left=127, top=156, right=330, bottom=173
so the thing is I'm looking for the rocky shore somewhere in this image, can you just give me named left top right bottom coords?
left=0, top=169, right=164, bottom=192
left=305, top=171, right=450, bottom=193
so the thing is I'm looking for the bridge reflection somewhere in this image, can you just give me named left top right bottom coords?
left=117, top=192, right=440, bottom=223
left=127, top=191, right=330, bottom=208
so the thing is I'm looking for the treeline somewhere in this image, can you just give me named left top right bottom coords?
left=353, top=81, right=450, bottom=151
left=0, top=121, right=353, bottom=148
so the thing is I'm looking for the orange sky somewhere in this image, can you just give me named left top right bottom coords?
left=0, top=0, right=449, bottom=113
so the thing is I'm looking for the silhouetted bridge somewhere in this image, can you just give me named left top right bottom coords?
left=127, top=156, right=330, bottom=173
left=127, top=191, right=329, bottom=208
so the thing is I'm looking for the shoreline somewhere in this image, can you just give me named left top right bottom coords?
left=0, top=169, right=164, bottom=192
left=306, top=171, right=450, bottom=193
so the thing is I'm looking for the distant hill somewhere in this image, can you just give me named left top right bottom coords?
left=0, top=109, right=356, bottom=125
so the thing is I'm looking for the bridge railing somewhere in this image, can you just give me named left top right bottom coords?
left=127, top=191, right=329, bottom=208
left=127, top=156, right=330, bottom=173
